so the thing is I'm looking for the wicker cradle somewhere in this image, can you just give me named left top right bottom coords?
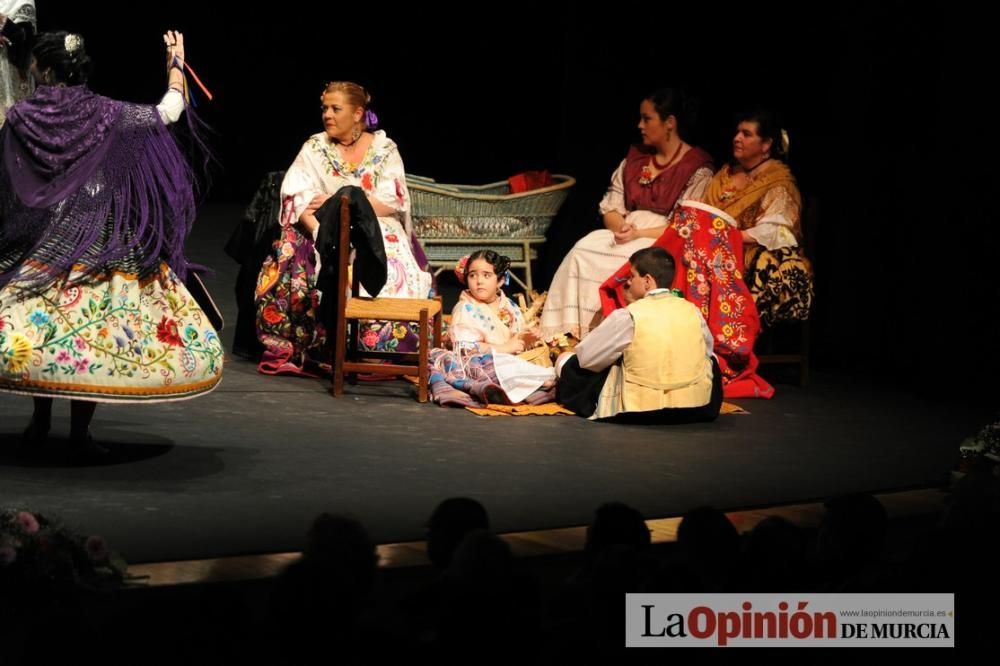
left=407, top=174, right=575, bottom=294
left=407, top=174, right=575, bottom=238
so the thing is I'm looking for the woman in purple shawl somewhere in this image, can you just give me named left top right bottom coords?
left=0, top=31, right=224, bottom=458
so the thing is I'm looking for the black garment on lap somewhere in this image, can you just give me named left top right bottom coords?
left=313, top=186, right=387, bottom=328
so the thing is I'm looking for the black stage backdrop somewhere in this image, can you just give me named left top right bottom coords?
left=38, top=2, right=993, bottom=405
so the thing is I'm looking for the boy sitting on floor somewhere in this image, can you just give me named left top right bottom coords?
left=556, top=247, right=722, bottom=424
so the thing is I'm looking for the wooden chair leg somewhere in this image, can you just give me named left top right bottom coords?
left=799, top=319, right=810, bottom=387
left=333, top=195, right=350, bottom=397
left=432, top=297, right=442, bottom=347
left=333, top=318, right=346, bottom=398
left=418, top=308, right=429, bottom=403
left=347, top=318, right=359, bottom=387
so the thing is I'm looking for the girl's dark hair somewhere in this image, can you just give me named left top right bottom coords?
left=466, top=249, right=511, bottom=279
left=33, top=31, right=93, bottom=86
left=644, top=88, right=697, bottom=140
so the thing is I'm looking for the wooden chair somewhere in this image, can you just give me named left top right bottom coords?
left=330, top=196, right=443, bottom=401
left=757, top=318, right=811, bottom=386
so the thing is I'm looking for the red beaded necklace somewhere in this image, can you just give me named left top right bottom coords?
left=651, top=141, right=684, bottom=170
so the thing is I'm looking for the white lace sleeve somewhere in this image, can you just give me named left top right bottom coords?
left=373, top=142, right=414, bottom=235
left=374, top=144, right=408, bottom=213
left=280, top=143, right=323, bottom=225
left=680, top=166, right=714, bottom=203
left=598, top=160, right=628, bottom=216
left=745, top=185, right=801, bottom=250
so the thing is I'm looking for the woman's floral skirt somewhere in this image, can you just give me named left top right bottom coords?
left=0, top=264, right=224, bottom=402
left=254, top=216, right=433, bottom=374
left=255, top=226, right=326, bottom=375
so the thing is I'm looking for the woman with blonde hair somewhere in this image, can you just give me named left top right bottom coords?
left=255, top=81, right=431, bottom=375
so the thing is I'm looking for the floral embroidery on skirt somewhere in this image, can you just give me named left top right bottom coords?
left=0, top=264, right=224, bottom=402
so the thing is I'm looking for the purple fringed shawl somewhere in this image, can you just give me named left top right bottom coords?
left=0, top=85, right=197, bottom=287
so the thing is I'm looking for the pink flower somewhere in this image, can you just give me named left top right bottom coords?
left=17, top=511, right=40, bottom=534
left=454, top=255, right=470, bottom=284
left=85, top=535, right=109, bottom=562
left=362, top=330, right=379, bottom=347
left=55, top=349, right=72, bottom=363
left=0, top=545, right=16, bottom=566
left=74, top=337, right=89, bottom=351
left=73, top=358, right=90, bottom=373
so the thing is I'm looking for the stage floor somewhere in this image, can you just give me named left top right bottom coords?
left=0, top=205, right=989, bottom=563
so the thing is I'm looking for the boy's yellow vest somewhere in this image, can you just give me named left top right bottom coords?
left=593, top=292, right=714, bottom=418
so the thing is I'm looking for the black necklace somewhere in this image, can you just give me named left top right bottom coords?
left=741, top=156, right=771, bottom=176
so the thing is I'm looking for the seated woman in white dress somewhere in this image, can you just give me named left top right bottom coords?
left=540, top=88, right=713, bottom=342
left=255, top=81, right=432, bottom=375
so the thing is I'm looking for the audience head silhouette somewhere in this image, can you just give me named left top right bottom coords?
left=426, top=497, right=491, bottom=569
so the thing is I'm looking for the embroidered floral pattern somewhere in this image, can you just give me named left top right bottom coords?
left=1, top=333, right=32, bottom=373
left=309, top=135, right=385, bottom=192
left=356, top=320, right=425, bottom=354
left=638, top=163, right=654, bottom=187
left=497, top=307, right=514, bottom=330
left=255, top=204, right=326, bottom=373
left=671, top=208, right=754, bottom=376
left=156, top=316, right=184, bottom=347
left=0, top=265, right=223, bottom=399
left=447, top=291, right=524, bottom=349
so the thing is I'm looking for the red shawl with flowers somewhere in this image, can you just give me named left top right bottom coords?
left=599, top=203, right=773, bottom=399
